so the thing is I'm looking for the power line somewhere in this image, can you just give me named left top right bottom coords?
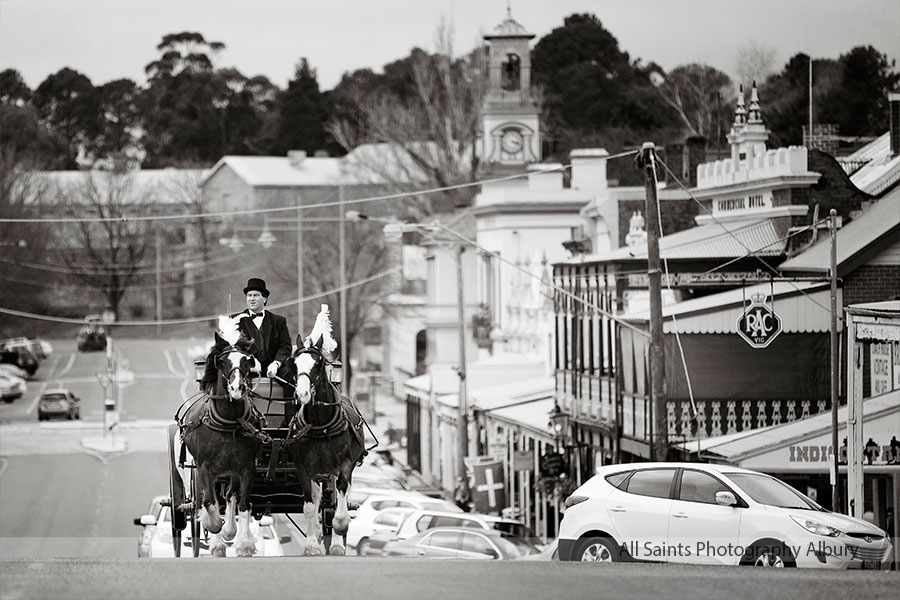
left=0, top=151, right=635, bottom=224
left=0, top=266, right=401, bottom=326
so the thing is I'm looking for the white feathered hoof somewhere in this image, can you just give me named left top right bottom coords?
left=210, top=539, right=228, bottom=558
left=235, top=541, right=256, bottom=557
left=304, top=544, right=325, bottom=557
left=329, top=544, right=346, bottom=556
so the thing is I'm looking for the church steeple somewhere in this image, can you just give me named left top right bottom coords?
left=482, top=5, right=540, bottom=166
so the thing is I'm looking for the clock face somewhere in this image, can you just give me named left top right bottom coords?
left=500, top=129, right=524, bottom=154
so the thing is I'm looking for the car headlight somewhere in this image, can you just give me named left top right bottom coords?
left=790, top=515, right=841, bottom=537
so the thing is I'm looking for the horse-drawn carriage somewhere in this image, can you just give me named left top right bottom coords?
left=162, top=305, right=374, bottom=558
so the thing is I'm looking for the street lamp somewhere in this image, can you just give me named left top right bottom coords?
left=547, top=399, right=570, bottom=449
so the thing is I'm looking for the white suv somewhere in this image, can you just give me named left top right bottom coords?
left=558, top=462, right=893, bottom=569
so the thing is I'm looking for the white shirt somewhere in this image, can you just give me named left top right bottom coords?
left=250, top=310, right=265, bottom=330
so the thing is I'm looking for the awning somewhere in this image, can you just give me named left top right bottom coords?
left=620, top=280, right=836, bottom=334
left=692, top=390, right=900, bottom=473
left=483, top=397, right=557, bottom=438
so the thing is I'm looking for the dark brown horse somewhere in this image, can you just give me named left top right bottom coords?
left=179, top=314, right=265, bottom=557
left=286, top=304, right=367, bottom=556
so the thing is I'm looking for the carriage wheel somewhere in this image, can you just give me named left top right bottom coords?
left=190, top=467, right=202, bottom=557
left=167, top=424, right=186, bottom=557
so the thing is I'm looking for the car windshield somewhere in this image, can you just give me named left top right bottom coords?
left=41, top=394, right=66, bottom=402
left=726, top=473, right=822, bottom=510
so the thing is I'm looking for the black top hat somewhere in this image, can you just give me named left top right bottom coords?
left=243, top=278, right=270, bottom=297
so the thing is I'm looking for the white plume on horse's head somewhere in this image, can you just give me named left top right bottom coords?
left=308, top=304, right=338, bottom=354
left=216, top=314, right=244, bottom=346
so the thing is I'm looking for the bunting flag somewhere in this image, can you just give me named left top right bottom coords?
left=470, top=456, right=506, bottom=515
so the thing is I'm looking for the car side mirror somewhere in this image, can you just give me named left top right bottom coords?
left=715, top=491, right=738, bottom=507
left=136, top=515, right=157, bottom=526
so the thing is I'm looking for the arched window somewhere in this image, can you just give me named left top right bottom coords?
left=501, top=53, right=520, bottom=91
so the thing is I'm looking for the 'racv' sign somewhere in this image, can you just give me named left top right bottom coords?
left=736, top=294, right=782, bottom=348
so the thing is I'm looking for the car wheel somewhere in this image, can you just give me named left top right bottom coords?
left=3, top=398, right=13, bottom=404
left=357, top=538, right=370, bottom=556
left=574, top=536, right=618, bottom=562
left=741, top=541, right=795, bottom=568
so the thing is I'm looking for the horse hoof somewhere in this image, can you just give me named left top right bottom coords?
left=211, top=546, right=227, bottom=558
left=304, top=546, right=324, bottom=557
left=329, top=545, right=346, bottom=556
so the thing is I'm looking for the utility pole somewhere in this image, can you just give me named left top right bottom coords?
left=456, top=243, right=470, bottom=498
left=296, top=197, right=304, bottom=336
left=339, top=183, right=348, bottom=386
left=638, top=142, right=667, bottom=462
left=155, top=228, right=162, bottom=335
left=829, top=209, right=840, bottom=511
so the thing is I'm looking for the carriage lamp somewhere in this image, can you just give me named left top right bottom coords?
left=193, top=357, right=207, bottom=383
left=328, top=360, right=343, bottom=385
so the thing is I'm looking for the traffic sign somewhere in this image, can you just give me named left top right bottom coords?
left=96, top=372, right=110, bottom=389
left=736, top=294, right=782, bottom=348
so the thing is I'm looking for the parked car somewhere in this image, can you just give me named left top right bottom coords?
left=0, top=337, right=53, bottom=360
left=352, top=464, right=412, bottom=491
left=0, top=347, right=38, bottom=376
left=37, top=388, right=81, bottom=421
left=348, top=491, right=462, bottom=555
left=0, top=372, right=27, bottom=403
left=134, top=495, right=167, bottom=557
left=352, top=507, right=415, bottom=556
left=134, top=501, right=288, bottom=558
left=367, top=450, right=449, bottom=499
left=0, top=337, right=52, bottom=360
left=557, top=462, right=893, bottom=569
left=382, top=526, right=539, bottom=559
left=0, top=363, right=30, bottom=380
left=367, top=508, right=542, bottom=557
left=518, top=537, right=559, bottom=561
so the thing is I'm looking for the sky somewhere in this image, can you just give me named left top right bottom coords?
left=1, top=0, right=898, bottom=92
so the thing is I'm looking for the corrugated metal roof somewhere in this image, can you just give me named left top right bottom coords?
left=201, top=142, right=454, bottom=188
left=846, top=133, right=900, bottom=195
left=471, top=377, right=554, bottom=411
left=779, top=193, right=900, bottom=274
left=621, top=281, right=835, bottom=334
left=204, top=156, right=342, bottom=187
left=487, top=397, right=556, bottom=437
left=564, top=218, right=783, bottom=264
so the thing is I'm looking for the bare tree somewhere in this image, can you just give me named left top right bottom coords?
left=52, top=170, right=155, bottom=318
left=328, top=21, right=489, bottom=215
left=652, top=64, right=734, bottom=139
left=735, top=41, right=778, bottom=91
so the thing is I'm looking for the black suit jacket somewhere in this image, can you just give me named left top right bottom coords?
left=214, top=309, right=292, bottom=373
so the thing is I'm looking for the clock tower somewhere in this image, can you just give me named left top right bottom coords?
left=482, top=7, right=540, bottom=166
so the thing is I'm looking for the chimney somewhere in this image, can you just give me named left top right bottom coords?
left=890, top=92, right=900, bottom=157
left=287, top=150, right=307, bottom=167
left=570, top=148, right=609, bottom=190
left=684, top=136, right=706, bottom=187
